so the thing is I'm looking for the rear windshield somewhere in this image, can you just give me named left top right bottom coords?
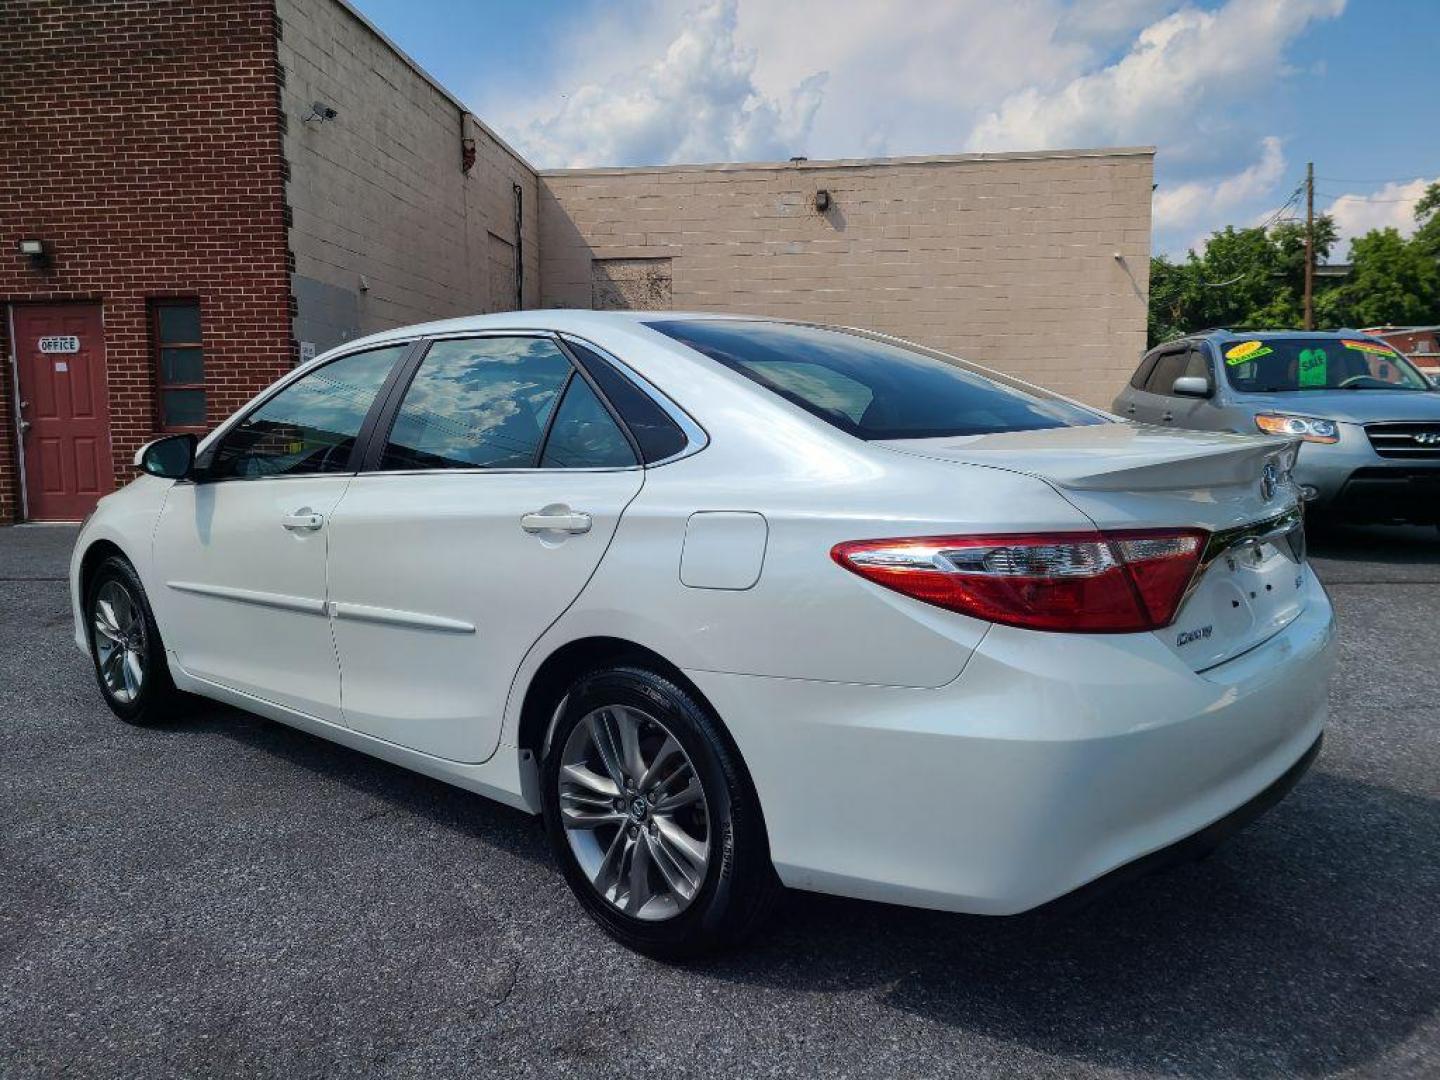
left=1221, top=337, right=1430, bottom=392
left=647, top=320, right=1103, bottom=440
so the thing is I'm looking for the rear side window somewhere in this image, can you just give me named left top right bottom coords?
left=540, top=376, right=636, bottom=468
left=648, top=319, right=1101, bottom=440
left=565, top=340, right=689, bottom=462
left=381, top=337, right=571, bottom=470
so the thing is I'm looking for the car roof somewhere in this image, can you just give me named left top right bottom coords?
left=1189, top=328, right=1372, bottom=344
left=327, top=309, right=764, bottom=355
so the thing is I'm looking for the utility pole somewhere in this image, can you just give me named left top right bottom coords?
left=1303, top=161, right=1315, bottom=330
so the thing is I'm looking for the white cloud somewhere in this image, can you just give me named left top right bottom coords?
left=1153, top=136, right=1287, bottom=232
left=510, top=0, right=827, bottom=168
left=496, top=0, right=1194, bottom=168
left=967, top=0, right=1347, bottom=154
left=1327, top=178, right=1437, bottom=257
left=485, top=0, right=1355, bottom=257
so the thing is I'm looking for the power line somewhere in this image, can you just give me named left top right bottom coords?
left=1258, top=180, right=1306, bottom=231
left=1317, top=191, right=1421, bottom=204
left=1316, top=174, right=1433, bottom=184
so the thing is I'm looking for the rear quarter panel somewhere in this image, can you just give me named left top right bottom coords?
left=526, top=421, right=1096, bottom=691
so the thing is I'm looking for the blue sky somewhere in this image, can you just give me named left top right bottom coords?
left=351, top=0, right=1440, bottom=258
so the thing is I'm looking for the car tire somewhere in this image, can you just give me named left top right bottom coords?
left=541, top=665, right=778, bottom=958
left=84, top=555, right=187, bottom=726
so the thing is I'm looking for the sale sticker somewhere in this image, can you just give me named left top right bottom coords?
left=1342, top=339, right=1399, bottom=358
left=1225, top=340, right=1273, bottom=365
left=1299, top=347, right=1328, bottom=387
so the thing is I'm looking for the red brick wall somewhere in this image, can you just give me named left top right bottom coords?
left=0, top=0, right=290, bottom=522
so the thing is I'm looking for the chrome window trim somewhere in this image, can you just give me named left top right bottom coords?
left=348, top=465, right=643, bottom=478
left=556, top=332, right=709, bottom=466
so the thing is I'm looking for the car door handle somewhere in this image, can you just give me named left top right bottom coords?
left=1161, top=411, right=1174, bottom=422
left=281, top=509, right=325, bottom=532
left=520, top=508, right=592, bottom=535
left=1124, top=404, right=1136, bottom=415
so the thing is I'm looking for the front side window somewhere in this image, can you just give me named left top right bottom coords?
left=381, top=337, right=573, bottom=470
left=1144, top=347, right=1209, bottom=395
left=208, top=345, right=406, bottom=479
left=648, top=319, right=1102, bottom=440
left=152, top=300, right=205, bottom=430
left=1129, top=352, right=1160, bottom=390
left=1221, top=337, right=1431, bottom=392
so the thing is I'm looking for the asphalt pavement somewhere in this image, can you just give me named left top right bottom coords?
left=1, top=521, right=1437, bottom=1078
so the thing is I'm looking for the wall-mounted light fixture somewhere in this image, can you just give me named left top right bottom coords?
left=814, top=189, right=832, bottom=213
left=16, top=238, right=49, bottom=268
left=303, top=101, right=339, bottom=123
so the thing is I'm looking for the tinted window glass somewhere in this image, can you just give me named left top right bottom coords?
left=1220, top=337, right=1430, bottom=392
left=1129, top=352, right=1160, bottom=389
left=566, top=340, right=689, bottom=462
left=1143, top=350, right=1190, bottom=394
left=209, top=345, right=404, bottom=479
left=540, top=376, right=636, bottom=468
left=382, top=337, right=572, bottom=470
left=648, top=320, right=1101, bottom=440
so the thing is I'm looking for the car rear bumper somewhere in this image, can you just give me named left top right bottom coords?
left=687, top=568, right=1334, bottom=915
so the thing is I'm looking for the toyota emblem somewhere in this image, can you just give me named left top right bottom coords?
left=1260, top=462, right=1278, bottom=501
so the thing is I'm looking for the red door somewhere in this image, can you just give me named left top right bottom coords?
left=12, top=304, right=114, bottom=521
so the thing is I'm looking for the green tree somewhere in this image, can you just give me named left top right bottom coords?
left=1148, top=186, right=1440, bottom=345
left=1146, top=216, right=1337, bottom=346
left=1322, top=227, right=1440, bottom=327
left=1411, top=180, right=1440, bottom=259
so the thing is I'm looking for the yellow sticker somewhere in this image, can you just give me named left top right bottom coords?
left=1225, top=340, right=1272, bottom=365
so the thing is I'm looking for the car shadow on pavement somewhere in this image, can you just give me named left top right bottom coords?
left=181, top=703, right=554, bottom=870
left=701, top=770, right=1440, bottom=1077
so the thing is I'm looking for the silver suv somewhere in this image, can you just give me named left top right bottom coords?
left=1114, top=330, right=1440, bottom=527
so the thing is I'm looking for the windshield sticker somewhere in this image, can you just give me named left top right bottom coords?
left=1298, top=347, right=1328, bottom=387
left=1341, top=339, right=1399, bottom=358
left=1225, top=340, right=1273, bottom=365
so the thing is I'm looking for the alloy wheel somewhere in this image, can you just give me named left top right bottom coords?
left=558, top=704, right=711, bottom=921
left=93, top=580, right=146, bottom=704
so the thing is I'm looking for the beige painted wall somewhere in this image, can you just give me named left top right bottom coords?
left=538, top=149, right=1153, bottom=406
left=277, top=0, right=539, bottom=352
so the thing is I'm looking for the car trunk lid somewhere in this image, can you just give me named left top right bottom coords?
left=879, top=423, right=1308, bottom=670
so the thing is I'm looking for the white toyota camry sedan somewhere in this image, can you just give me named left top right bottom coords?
left=70, top=311, right=1334, bottom=955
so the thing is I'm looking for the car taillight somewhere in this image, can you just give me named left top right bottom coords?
left=830, top=529, right=1208, bottom=633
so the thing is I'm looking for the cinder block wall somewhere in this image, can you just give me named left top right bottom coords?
left=538, top=149, right=1153, bottom=407
left=0, top=0, right=291, bottom=524
left=277, top=0, right=539, bottom=353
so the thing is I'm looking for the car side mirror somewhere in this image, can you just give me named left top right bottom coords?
left=1172, top=376, right=1212, bottom=398
left=134, top=433, right=197, bottom=479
